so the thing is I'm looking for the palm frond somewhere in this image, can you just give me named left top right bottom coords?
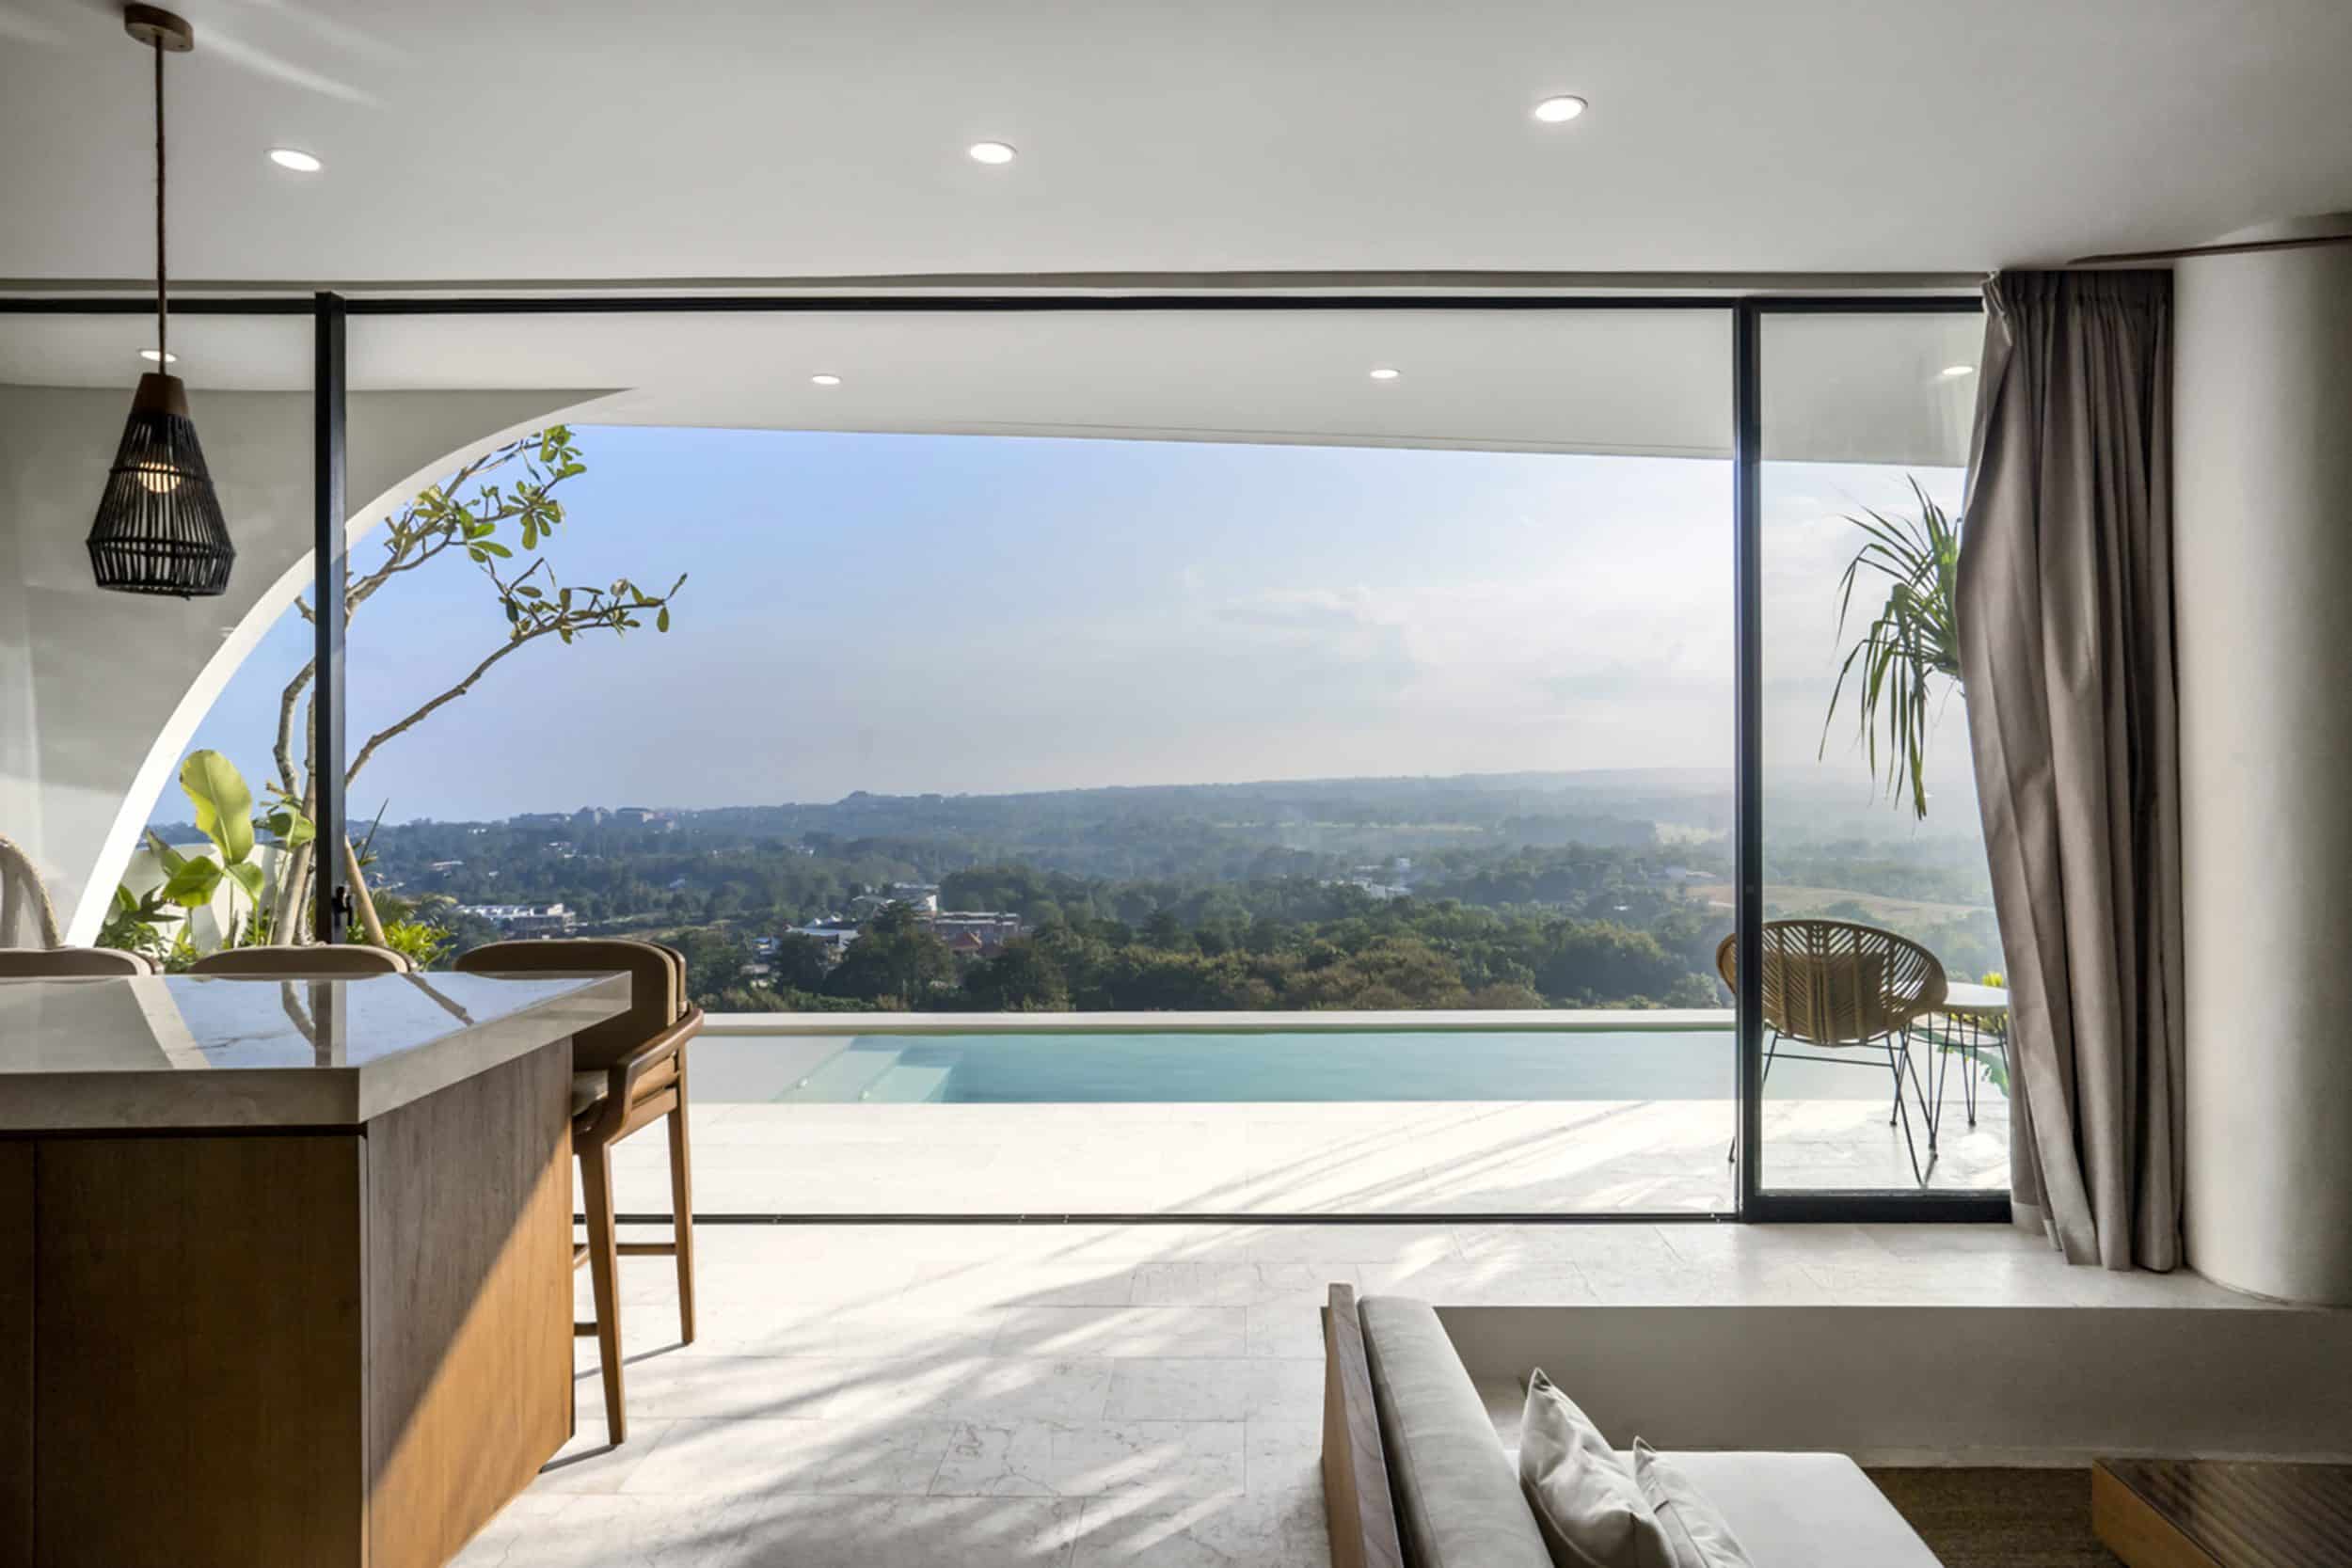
left=1819, top=479, right=1965, bottom=819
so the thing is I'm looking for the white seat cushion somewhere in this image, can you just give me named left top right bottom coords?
left=1645, top=1453, right=1940, bottom=1568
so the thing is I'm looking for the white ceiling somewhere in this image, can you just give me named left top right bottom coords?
left=3, top=0, right=2348, bottom=284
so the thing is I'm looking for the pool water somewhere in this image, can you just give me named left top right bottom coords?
left=689, top=1028, right=1910, bottom=1105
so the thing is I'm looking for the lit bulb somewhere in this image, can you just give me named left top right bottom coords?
left=1533, top=95, right=1588, bottom=124
left=140, top=349, right=178, bottom=364
left=967, top=141, right=1017, bottom=165
left=810, top=373, right=843, bottom=387
left=1368, top=367, right=1401, bottom=381
left=133, top=464, right=183, bottom=495
left=1939, top=364, right=1976, bottom=378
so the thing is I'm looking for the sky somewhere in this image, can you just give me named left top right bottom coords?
left=177, top=426, right=1974, bottom=826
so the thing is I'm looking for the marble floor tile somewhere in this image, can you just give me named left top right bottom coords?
left=993, top=1306, right=1249, bottom=1360
left=1067, top=1487, right=1329, bottom=1568
left=1128, top=1260, right=1341, bottom=1307
left=824, top=1355, right=1118, bottom=1425
left=1241, top=1421, right=1323, bottom=1495
left=528, top=1418, right=678, bottom=1496
left=719, top=1494, right=1087, bottom=1568
left=588, top=1353, right=871, bottom=1423
left=1103, top=1358, right=1324, bottom=1422
left=1242, top=1299, right=1327, bottom=1359
left=930, top=1420, right=1245, bottom=1502
left=618, top=1417, right=959, bottom=1497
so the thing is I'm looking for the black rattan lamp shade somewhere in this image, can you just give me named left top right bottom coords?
left=86, top=372, right=234, bottom=597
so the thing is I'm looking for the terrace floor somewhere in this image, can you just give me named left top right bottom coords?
left=608, top=1096, right=2011, bottom=1216
left=460, top=1219, right=2256, bottom=1567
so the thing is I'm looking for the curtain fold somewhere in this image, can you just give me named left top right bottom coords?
left=1956, top=270, right=2183, bottom=1271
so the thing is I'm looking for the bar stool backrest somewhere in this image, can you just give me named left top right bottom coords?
left=0, top=832, right=64, bottom=951
left=453, top=939, right=685, bottom=1072
left=0, top=946, right=159, bottom=978
left=187, top=944, right=413, bottom=977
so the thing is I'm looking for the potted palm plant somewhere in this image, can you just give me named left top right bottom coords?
left=1821, top=477, right=1963, bottom=821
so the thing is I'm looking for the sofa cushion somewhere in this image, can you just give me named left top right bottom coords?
left=1631, top=1442, right=1753, bottom=1566
left=1647, top=1453, right=1940, bottom=1568
left=1359, top=1296, right=1553, bottom=1568
left=1520, top=1371, right=1673, bottom=1568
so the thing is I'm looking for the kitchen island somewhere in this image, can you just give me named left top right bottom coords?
left=0, top=969, right=630, bottom=1568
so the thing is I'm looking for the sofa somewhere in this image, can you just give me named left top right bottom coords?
left=1322, top=1285, right=1944, bottom=1567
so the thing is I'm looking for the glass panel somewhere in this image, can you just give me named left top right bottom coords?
left=1757, top=309, right=2007, bottom=1196
left=336, top=306, right=1738, bottom=1213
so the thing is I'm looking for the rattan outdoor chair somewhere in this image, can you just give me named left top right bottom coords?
left=1715, top=919, right=1947, bottom=1184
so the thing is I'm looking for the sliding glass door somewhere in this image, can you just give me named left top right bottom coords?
left=1748, top=305, right=2007, bottom=1212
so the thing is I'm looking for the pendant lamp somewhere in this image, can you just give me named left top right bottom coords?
left=87, top=5, right=234, bottom=597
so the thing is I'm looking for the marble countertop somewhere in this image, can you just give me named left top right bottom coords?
left=0, top=971, right=631, bottom=1132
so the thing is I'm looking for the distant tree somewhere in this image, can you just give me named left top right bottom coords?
left=825, top=908, right=955, bottom=1005
left=1142, top=909, right=1189, bottom=952
left=961, top=940, right=1071, bottom=1011
left=771, top=931, right=833, bottom=991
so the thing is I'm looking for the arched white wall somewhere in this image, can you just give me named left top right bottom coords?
left=0, top=385, right=609, bottom=942
left=2177, top=238, right=2352, bottom=1304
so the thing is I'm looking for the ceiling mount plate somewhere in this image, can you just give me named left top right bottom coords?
left=123, top=4, right=194, bottom=51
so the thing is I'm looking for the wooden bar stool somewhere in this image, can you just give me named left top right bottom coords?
left=455, top=938, right=700, bottom=1441
left=188, top=943, right=411, bottom=976
left=0, top=946, right=159, bottom=977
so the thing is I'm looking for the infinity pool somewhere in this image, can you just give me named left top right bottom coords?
left=688, top=1028, right=1907, bottom=1104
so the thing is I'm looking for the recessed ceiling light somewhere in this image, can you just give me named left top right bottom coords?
left=1368, top=367, right=1401, bottom=381
left=139, top=348, right=178, bottom=364
left=809, top=373, right=842, bottom=387
left=1533, top=95, right=1588, bottom=124
left=1939, top=364, right=1976, bottom=378
left=267, top=148, right=323, bottom=173
left=967, top=140, right=1017, bottom=166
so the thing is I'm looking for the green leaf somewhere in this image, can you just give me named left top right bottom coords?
left=160, top=858, right=224, bottom=910
left=656, top=607, right=671, bottom=633
left=222, top=860, right=267, bottom=907
left=179, top=751, right=256, bottom=864
left=145, top=829, right=188, bottom=877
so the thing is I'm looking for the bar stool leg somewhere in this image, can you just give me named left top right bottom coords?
left=579, top=1140, right=627, bottom=1442
left=666, top=1068, right=697, bottom=1345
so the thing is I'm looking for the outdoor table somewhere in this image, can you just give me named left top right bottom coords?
left=1915, top=980, right=2009, bottom=1153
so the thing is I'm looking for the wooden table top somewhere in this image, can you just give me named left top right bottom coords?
left=2093, top=1457, right=2352, bottom=1568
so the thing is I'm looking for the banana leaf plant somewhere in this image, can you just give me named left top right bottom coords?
left=103, top=751, right=313, bottom=959
left=1821, top=478, right=1964, bottom=820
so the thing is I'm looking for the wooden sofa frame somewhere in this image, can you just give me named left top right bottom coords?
left=1323, top=1282, right=1407, bottom=1568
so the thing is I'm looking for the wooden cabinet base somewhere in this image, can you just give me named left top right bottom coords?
left=7, top=1041, right=571, bottom=1568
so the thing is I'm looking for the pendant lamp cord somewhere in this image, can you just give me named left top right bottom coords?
left=153, top=36, right=167, bottom=365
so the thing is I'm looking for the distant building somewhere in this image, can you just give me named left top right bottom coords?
left=572, top=807, right=609, bottom=826
left=923, top=911, right=1025, bottom=953
left=455, top=901, right=576, bottom=937
left=427, top=859, right=466, bottom=873
left=613, top=806, right=669, bottom=827
left=788, top=922, right=860, bottom=953
left=851, top=883, right=940, bottom=916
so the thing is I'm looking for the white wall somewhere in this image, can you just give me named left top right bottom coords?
left=0, top=385, right=594, bottom=941
left=2176, top=239, right=2352, bottom=1305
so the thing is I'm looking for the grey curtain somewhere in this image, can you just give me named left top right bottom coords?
left=1955, top=270, right=2183, bottom=1271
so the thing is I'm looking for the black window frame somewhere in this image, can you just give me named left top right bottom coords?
left=0, top=287, right=2001, bottom=1224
